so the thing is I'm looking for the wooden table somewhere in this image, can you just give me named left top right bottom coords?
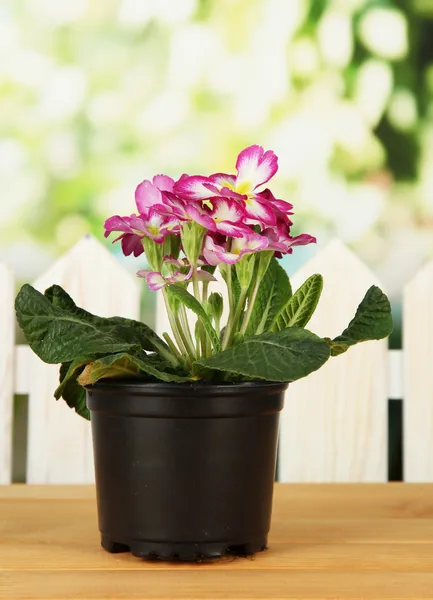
left=1, top=484, right=433, bottom=599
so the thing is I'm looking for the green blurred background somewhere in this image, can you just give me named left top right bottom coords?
left=3, top=0, right=433, bottom=298
left=3, top=0, right=432, bottom=481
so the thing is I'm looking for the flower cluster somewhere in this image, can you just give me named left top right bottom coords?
left=105, top=145, right=316, bottom=290
left=14, top=145, right=393, bottom=401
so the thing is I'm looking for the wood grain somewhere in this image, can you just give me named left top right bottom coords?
left=279, top=240, right=388, bottom=483
left=25, top=235, right=141, bottom=485
left=2, top=570, right=433, bottom=600
left=404, top=259, right=433, bottom=482
left=0, top=263, right=15, bottom=484
left=1, top=484, right=433, bottom=599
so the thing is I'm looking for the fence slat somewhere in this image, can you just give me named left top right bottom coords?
left=26, top=235, right=141, bottom=484
left=14, top=345, right=32, bottom=396
left=278, top=240, right=388, bottom=482
left=0, top=263, right=15, bottom=484
left=404, top=259, right=433, bottom=482
left=388, top=350, right=404, bottom=400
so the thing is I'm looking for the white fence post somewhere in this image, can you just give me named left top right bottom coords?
left=278, top=240, right=389, bottom=482
left=404, top=259, right=433, bottom=482
left=25, top=235, right=141, bottom=484
left=4, top=237, right=430, bottom=483
left=0, top=263, right=15, bottom=484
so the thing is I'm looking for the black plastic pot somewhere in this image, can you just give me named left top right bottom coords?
left=86, top=380, right=287, bottom=561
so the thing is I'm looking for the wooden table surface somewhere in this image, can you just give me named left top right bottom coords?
left=1, top=484, right=433, bottom=599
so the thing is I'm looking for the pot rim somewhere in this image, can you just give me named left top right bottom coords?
left=85, top=378, right=289, bottom=396
left=86, top=379, right=288, bottom=417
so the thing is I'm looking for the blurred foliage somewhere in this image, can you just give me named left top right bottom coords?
left=1, top=0, right=433, bottom=308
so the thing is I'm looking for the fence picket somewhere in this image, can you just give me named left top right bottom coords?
left=26, top=235, right=141, bottom=484
left=1, top=237, right=427, bottom=483
left=0, top=263, right=15, bottom=484
left=278, top=240, right=388, bottom=482
left=403, top=259, right=433, bottom=481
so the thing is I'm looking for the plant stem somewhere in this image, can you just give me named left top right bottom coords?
left=156, top=342, right=180, bottom=368
left=162, top=332, right=182, bottom=359
left=176, top=312, right=196, bottom=363
left=192, top=269, right=207, bottom=356
left=162, top=289, right=191, bottom=366
left=201, top=281, right=209, bottom=304
left=214, top=317, right=221, bottom=338
left=179, top=306, right=197, bottom=358
left=226, top=264, right=234, bottom=315
left=201, top=281, right=211, bottom=357
left=240, top=277, right=261, bottom=335
left=221, top=264, right=234, bottom=350
left=222, top=288, right=248, bottom=350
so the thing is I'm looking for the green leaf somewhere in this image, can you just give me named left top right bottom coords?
left=15, top=285, right=139, bottom=363
left=194, top=327, right=330, bottom=382
left=56, top=351, right=189, bottom=416
left=57, top=362, right=90, bottom=420
left=323, top=338, right=349, bottom=357
left=108, top=315, right=172, bottom=357
left=15, top=284, right=171, bottom=364
left=246, top=258, right=292, bottom=336
left=45, top=285, right=91, bottom=313
left=78, top=352, right=190, bottom=386
left=55, top=357, right=92, bottom=400
left=167, top=285, right=221, bottom=351
left=329, top=285, right=393, bottom=356
left=271, top=274, right=323, bottom=331
left=78, top=354, right=139, bottom=386
left=44, top=285, right=170, bottom=355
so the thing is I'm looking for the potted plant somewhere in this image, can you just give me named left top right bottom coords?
left=15, top=145, right=392, bottom=561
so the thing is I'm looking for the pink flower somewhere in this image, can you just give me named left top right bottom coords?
left=208, top=198, right=251, bottom=236
left=136, top=270, right=189, bottom=291
left=160, top=191, right=251, bottom=239
left=162, top=256, right=190, bottom=269
left=173, top=146, right=287, bottom=228
left=173, top=176, right=220, bottom=201
left=187, top=197, right=251, bottom=238
left=234, top=145, right=278, bottom=194
left=159, top=191, right=191, bottom=221
left=104, top=209, right=178, bottom=255
left=238, top=188, right=294, bottom=228
left=104, top=215, right=144, bottom=257
left=243, top=194, right=276, bottom=226
left=137, top=268, right=216, bottom=291
left=120, top=234, right=145, bottom=257
left=203, top=232, right=268, bottom=266
left=153, top=174, right=175, bottom=192
left=256, top=189, right=294, bottom=224
left=263, top=222, right=316, bottom=255
left=163, top=256, right=210, bottom=270
left=104, top=145, right=313, bottom=265
left=174, top=145, right=278, bottom=200
left=138, top=209, right=179, bottom=243
left=135, top=175, right=175, bottom=216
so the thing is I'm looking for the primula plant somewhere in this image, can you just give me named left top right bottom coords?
left=15, top=146, right=393, bottom=419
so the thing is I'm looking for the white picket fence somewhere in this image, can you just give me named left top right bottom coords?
left=0, top=236, right=430, bottom=484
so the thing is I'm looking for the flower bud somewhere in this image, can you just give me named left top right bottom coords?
left=208, top=292, right=223, bottom=321
left=142, top=237, right=163, bottom=271
left=235, top=254, right=255, bottom=292
left=163, top=234, right=181, bottom=262
left=181, top=222, right=206, bottom=266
